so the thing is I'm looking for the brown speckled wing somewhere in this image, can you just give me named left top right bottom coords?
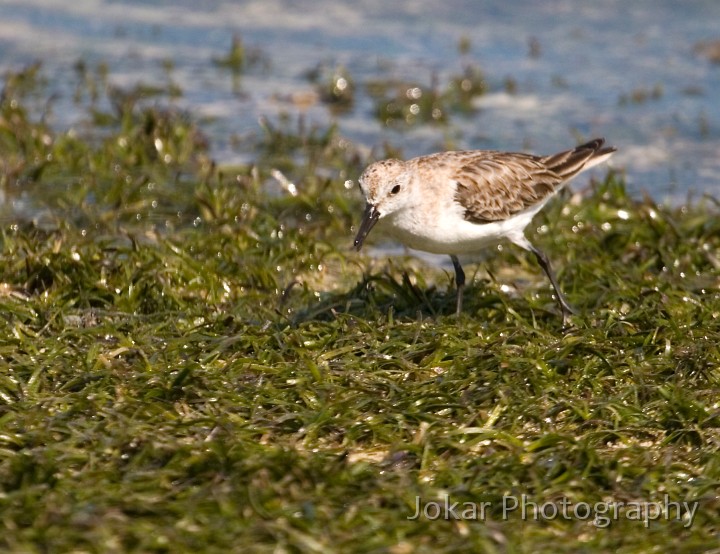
left=453, top=153, right=562, bottom=223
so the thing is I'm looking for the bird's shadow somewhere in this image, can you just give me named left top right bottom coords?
left=283, top=270, right=565, bottom=328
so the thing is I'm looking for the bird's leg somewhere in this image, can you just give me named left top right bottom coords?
left=450, top=255, right=465, bottom=316
left=527, top=244, right=577, bottom=324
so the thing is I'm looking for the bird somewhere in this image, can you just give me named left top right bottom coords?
left=353, top=138, right=616, bottom=322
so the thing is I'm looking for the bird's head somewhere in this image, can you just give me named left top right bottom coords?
left=353, top=159, right=410, bottom=251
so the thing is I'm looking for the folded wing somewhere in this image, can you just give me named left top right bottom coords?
left=454, top=138, right=614, bottom=224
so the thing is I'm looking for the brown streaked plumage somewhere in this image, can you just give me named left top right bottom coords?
left=453, top=138, right=614, bottom=223
left=353, top=138, right=616, bottom=323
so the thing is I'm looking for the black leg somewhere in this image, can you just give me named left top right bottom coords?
left=527, top=244, right=576, bottom=324
left=450, top=255, right=465, bottom=316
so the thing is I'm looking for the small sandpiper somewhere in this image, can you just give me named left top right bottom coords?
left=353, top=138, right=616, bottom=323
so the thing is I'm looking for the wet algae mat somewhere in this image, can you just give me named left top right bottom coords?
left=1, top=64, right=719, bottom=553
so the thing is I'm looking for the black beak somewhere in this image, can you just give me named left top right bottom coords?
left=353, top=203, right=380, bottom=251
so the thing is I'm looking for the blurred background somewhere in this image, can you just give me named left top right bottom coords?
left=2, top=0, right=719, bottom=202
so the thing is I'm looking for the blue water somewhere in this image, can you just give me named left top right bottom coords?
left=2, top=0, right=720, bottom=201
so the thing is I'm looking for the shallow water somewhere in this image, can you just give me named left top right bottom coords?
left=2, top=0, right=720, bottom=202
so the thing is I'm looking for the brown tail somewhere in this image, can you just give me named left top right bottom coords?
left=541, top=138, right=617, bottom=181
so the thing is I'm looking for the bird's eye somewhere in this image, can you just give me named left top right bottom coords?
left=390, top=184, right=401, bottom=195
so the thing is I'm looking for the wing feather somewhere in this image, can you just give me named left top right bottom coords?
left=453, top=153, right=562, bottom=223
